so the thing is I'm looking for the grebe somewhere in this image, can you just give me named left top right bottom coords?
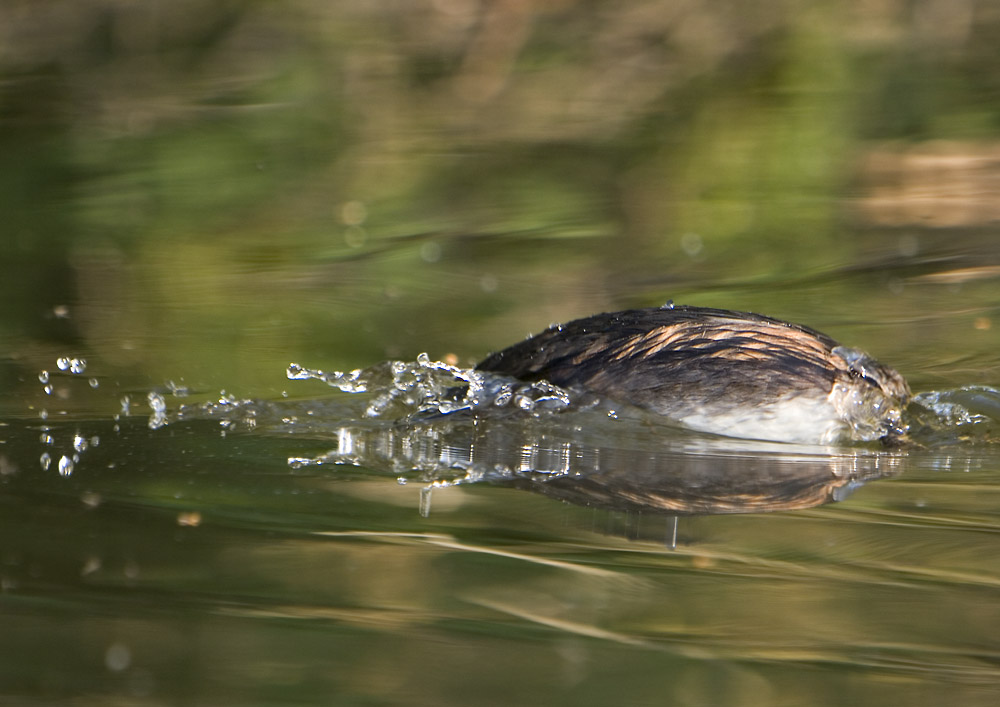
left=477, top=305, right=910, bottom=445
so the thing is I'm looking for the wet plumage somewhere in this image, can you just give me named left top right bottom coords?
left=477, top=305, right=910, bottom=444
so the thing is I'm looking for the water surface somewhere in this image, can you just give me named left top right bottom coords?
left=2, top=351, right=1000, bottom=705
left=3, top=2, right=1000, bottom=704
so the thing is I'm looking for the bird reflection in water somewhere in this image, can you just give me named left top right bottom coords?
left=290, top=412, right=905, bottom=543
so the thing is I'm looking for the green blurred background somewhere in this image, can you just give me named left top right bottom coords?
left=3, top=0, right=1000, bottom=400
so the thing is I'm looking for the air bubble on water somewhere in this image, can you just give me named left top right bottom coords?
left=58, top=455, right=73, bottom=477
left=40, top=452, right=51, bottom=471
left=38, top=371, right=49, bottom=384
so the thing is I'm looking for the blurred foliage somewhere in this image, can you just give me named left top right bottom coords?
left=1, top=0, right=1000, bottom=392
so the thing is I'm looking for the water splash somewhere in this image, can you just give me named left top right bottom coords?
left=286, top=354, right=579, bottom=421
left=908, top=386, right=1000, bottom=444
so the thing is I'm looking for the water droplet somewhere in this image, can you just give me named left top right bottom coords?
left=58, top=455, right=73, bottom=477
left=680, top=232, right=703, bottom=257
left=147, top=392, right=168, bottom=430
left=43, top=384, right=53, bottom=396
left=39, top=433, right=53, bottom=445
left=38, top=371, right=49, bottom=384
left=420, top=241, right=442, bottom=263
left=343, top=225, right=367, bottom=248
left=147, top=392, right=166, bottom=412
left=80, top=556, right=101, bottom=577
left=120, top=395, right=131, bottom=416
left=73, top=434, right=88, bottom=453
left=662, top=300, right=675, bottom=310
left=40, top=452, right=51, bottom=471
left=56, top=357, right=87, bottom=374
left=89, top=378, right=100, bottom=389
left=166, top=380, right=189, bottom=397
left=480, top=274, right=498, bottom=293
left=105, top=643, right=131, bottom=672
left=340, top=200, right=367, bottom=226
